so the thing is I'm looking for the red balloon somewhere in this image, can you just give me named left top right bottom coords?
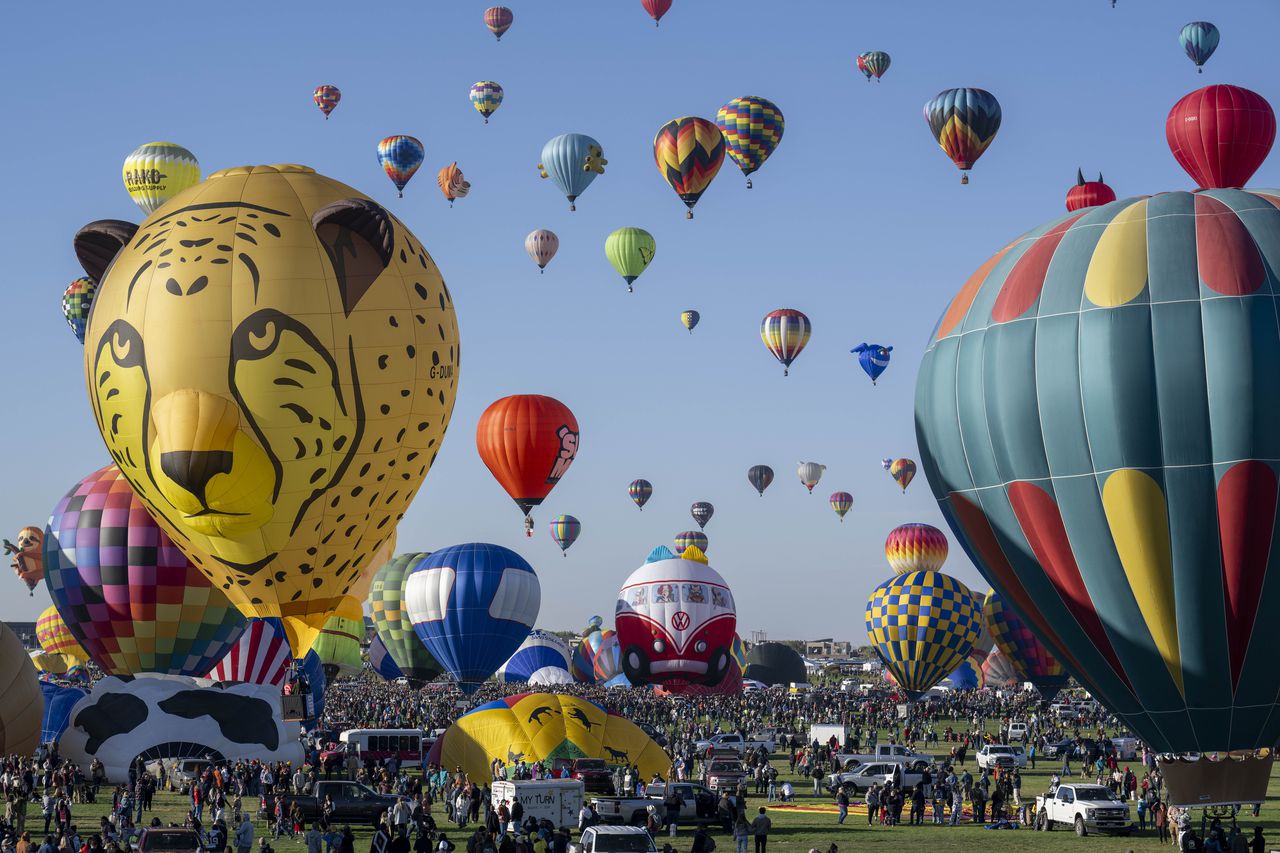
left=641, top=0, right=672, bottom=25
left=1166, top=85, right=1276, bottom=190
left=1065, top=169, right=1117, bottom=212
left=476, top=395, right=580, bottom=531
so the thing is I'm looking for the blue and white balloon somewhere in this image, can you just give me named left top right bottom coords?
left=499, top=629, right=573, bottom=684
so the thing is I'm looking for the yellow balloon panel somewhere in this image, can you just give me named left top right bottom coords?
left=430, top=693, right=671, bottom=783
left=80, top=164, right=460, bottom=656
left=0, top=622, right=43, bottom=756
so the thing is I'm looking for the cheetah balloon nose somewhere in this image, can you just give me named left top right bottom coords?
left=152, top=390, right=240, bottom=502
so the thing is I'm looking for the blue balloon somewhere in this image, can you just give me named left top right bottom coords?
left=404, top=543, right=541, bottom=693
left=368, top=634, right=404, bottom=681
left=945, top=658, right=981, bottom=691
left=851, top=342, right=893, bottom=385
left=1180, top=21, right=1220, bottom=71
left=499, top=630, right=571, bottom=683
left=299, top=650, right=327, bottom=731
left=539, top=133, right=606, bottom=211
left=40, top=682, right=88, bottom=745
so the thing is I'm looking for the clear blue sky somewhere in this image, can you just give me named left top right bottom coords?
left=2, top=0, right=1277, bottom=639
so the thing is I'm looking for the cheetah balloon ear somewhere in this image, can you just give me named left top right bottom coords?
left=74, top=220, right=139, bottom=282
left=312, top=198, right=395, bottom=317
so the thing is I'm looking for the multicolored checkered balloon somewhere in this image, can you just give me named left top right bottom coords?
left=865, top=569, right=981, bottom=699
left=61, top=277, right=96, bottom=344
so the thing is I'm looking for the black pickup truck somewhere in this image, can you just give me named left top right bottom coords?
left=278, top=780, right=400, bottom=827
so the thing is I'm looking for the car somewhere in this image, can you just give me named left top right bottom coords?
left=569, top=826, right=659, bottom=853
left=147, top=758, right=210, bottom=794
left=562, top=758, right=615, bottom=794
left=826, top=760, right=929, bottom=795
left=704, top=758, right=746, bottom=793
left=134, top=828, right=200, bottom=853
left=1036, top=784, right=1132, bottom=836
left=1043, top=738, right=1077, bottom=760
left=692, top=733, right=775, bottom=756
left=1007, top=722, right=1029, bottom=741
left=278, top=780, right=399, bottom=828
left=976, top=744, right=1027, bottom=771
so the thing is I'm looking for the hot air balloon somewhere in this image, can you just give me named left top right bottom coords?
left=499, top=630, right=573, bottom=684
left=851, top=343, right=893, bottom=385
left=426, top=693, right=668, bottom=782
left=0, top=622, right=42, bottom=757
left=485, top=6, right=513, bottom=40
left=616, top=545, right=736, bottom=688
left=914, top=143, right=1280, bottom=798
left=945, top=653, right=985, bottom=690
left=923, top=88, right=1002, bottom=184
left=378, top=135, right=425, bottom=197
left=592, top=629, right=629, bottom=687
left=862, top=51, right=891, bottom=82
left=44, top=465, right=247, bottom=676
left=438, top=163, right=471, bottom=206
left=690, top=501, right=714, bottom=530
left=654, top=117, right=725, bottom=218
left=405, top=544, right=541, bottom=692
left=208, top=617, right=292, bottom=686
left=981, top=590, right=1068, bottom=701
left=62, top=278, right=96, bottom=345
left=628, top=479, right=653, bottom=510
left=715, top=97, right=784, bottom=189
left=78, top=164, right=459, bottom=656
left=760, top=308, right=811, bottom=376
left=829, top=492, right=853, bottom=521
left=1167, top=85, right=1275, bottom=190
left=797, top=462, right=826, bottom=494
left=641, top=0, right=672, bottom=26
left=476, top=395, right=580, bottom=535
left=36, top=607, right=87, bottom=662
left=6, top=526, right=43, bottom=595
left=743, top=642, right=806, bottom=686
left=674, top=531, right=708, bottom=554
left=39, top=681, right=86, bottom=745
left=310, top=596, right=364, bottom=679
left=470, top=81, right=504, bottom=124
left=884, top=523, right=949, bottom=574
left=604, top=228, right=656, bottom=292
left=571, top=618, right=605, bottom=683
left=856, top=53, right=872, bottom=82
left=538, top=133, right=607, bottom=211
left=368, top=634, right=404, bottom=681
left=865, top=570, right=981, bottom=700
left=982, top=647, right=1019, bottom=689
left=29, top=651, right=77, bottom=677
left=1065, top=169, right=1116, bottom=212
left=1180, top=22, right=1219, bottom=73
left=889, top=458, right=916, bottom=492
left=525, top=230, right=559, bottom=273
left=881, top=458, right=893, bottom=471
left=680, top=310, right=700, bottom=333
left=313, top=85, right=341, bottom=119
left=747, top=465, right=774, bottom=497
left=368, top=553, right=445, bottom=686
left=122, top=142, right=200, bottom=216
left=549, top=515, right=581, bottom=556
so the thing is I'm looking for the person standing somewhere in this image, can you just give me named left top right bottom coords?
left=235, top=814, right=254, bottom=853
left=1154, top=801, right=1169, bottom=844
left=865, top=786, right=879, bottom=826
left=750, top=808, right=770, bottom=853
left=835, top=788, right=848, bottom=825
left=733, top=815, right=749, bottom=853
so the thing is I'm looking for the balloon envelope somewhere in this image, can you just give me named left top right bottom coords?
left=1166, top=86, right=1275, bottom=189
left=477, top=395, right=580, bottom=522
left=368, top=553, right=445, bottom=686
left=549, top=515, right=581, bottom=554
left=209, top=617, right=292, bottom=687
left=39, top=681, right=87, bottom=745
left=470, top=81, right=504, bottom=121
left=923, top=89, right=1001, bottom=180
left=761, top=309, right=811, bottom=374
left=628, top=479, right=653, bottom=510
left=368, top=634, right=404, bottom=681
left=865, top=570, right=981, bottom=700
left=673, top=531, right=708, bottom=554
left=716, top=97, right=784, bottom=185
left=851, top=343, right=893, bottom=384
left=62, top=278, right=96, bottom=345
left=742, top=642, right=805, bottom=687
left=1179, top=21, right=1220, bottom=70
left=405, top=544, right=541, bottom=691
left=484, top=6, right=513, bottom=39
left=0, top=622, right=42, bottom=756
left=653, top=117, right=725, bottom=216
left=122, top=142, right=199, bottom=215
left=525, top=230, right=559, bottom=271
left=982, top=589, right=1068, bottom=700
left=313, top=85, right=341, bottom=118
left=690, top=502, right=714, bottom=530
left=539, top=134, right=606, bottom=210
left=310, top=596, right=365, bottom=678
left=499, top=629, right=573, bottom=683
left=884, top=523, right=949, bottom=574
left=747, top=465, right=774, bottom=496
left=36, top=607, right=87, bottom=661
left=605, top=228, right=656, bottom=290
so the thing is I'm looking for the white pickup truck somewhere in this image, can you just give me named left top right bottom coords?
left=591, top=782, right=717, bottom=826
left=569, top=826, right=658, bottom=853
left=834, top=743, right=932, bottom=770
left=694, top=732, right=774, bottom=756
left=1036, top=784, right=1132, bottom=836
left=976, top=744, right=1027, bottom=771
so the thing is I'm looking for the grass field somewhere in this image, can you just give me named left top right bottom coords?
left=43, top=718, right=1280, bottom=853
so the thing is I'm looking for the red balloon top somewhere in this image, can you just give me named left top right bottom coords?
left=1166, top=85, right=1275, bottom=189
left=476, top=395, right=579, bottom=517
left=1065, top=170, right=1117, bottom=212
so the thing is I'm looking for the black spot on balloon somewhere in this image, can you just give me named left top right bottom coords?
left=312, top=579, right=323, bottom=589
left=380, top=404, right=391, bottom=415
left=406, top=345, right=416, bottom=359
left=414, top=283, right=428, bottom=300
left=378, top=355, right=389, bottom=370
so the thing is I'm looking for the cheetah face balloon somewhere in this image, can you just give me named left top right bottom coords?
left=76, top=164, right=460, bottom=653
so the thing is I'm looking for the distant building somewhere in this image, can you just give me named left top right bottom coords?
left=805, top=639, right=853, bottom=658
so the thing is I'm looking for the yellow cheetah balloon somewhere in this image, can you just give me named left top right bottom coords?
left=76, top=164, right=459, bottom=655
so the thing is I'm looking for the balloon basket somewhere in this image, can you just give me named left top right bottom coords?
left=686, top=211, right=694, bottom=220
left=746, top=179, right=753, bottom=190
left=960, top=174, right=970, bottom=185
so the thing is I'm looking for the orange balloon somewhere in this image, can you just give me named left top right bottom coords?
left=476, top=395, right=579, bottom=532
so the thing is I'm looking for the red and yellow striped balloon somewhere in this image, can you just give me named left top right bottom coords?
left=653, top=116, right=725, bottom=218
left=885, top=523, right=949, bottom=573
left=36, top=606, right=88, bottom=661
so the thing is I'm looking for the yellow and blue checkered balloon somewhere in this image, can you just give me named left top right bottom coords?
left=865, top=569, right=980, bottom=699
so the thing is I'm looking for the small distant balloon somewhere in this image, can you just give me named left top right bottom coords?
left=716, top=97, right=784, bottom=189
left=856, top=53, right=872, bottom=82
left=62, top=277, right=96, bottom=344
left=761, top=309, right=811, bottom=376
left=690, top=501, right=714, bottom=530
left=605, top=228, right=656, bottom=292
left=628, top=479, right=653, bottom=510
left=122, top=142, right=200, bottom=216
left=881, top=458, right=893, bottom=471
left=377, top=135, right=424, bottom=198
left=538, top=133, right=607, bottom=211
left=829, top=492, right=853, bottom=522
left=923, top=88, right=1001, bottom=184
left=654, top=117, right=725, bottom=218
left=797, top=462, right=826, bottom=494
left=550, top=515, right=581, bottom=556
left=889, top=458, right=917, bottom=493
left=642, top=0, right=672, bottom=26
left=313, top=85, right=341, bottom=119
left=862, top=51, right=891, bottom=82
left=438, top=163, right=470, bottom=206
left=1065, top=169, right=1116, bottom=212
left=681, top=310, right=700, bottom=333
left=1180, top=22, right=1219, bottom=73
left=851, top=343, right=893, bottom=385
left=747, top=465, right=774, bottom=497
left=674, top=530, right=708, bottom=553
left=485, top=6, right=514, bottom=40
left=525, top=230, right=559, bottom=273
left=470, top=81, right=504, bottom=124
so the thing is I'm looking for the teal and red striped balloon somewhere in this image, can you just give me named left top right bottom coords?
left=549, top=515, right=581, bottom=556
left=916, top=184, right=1280, bottom=752
left=715, top=97, right=784, bottom=189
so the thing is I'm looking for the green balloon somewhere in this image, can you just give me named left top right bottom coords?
left=605, top=227, right=656, bottom=292
left=367, top=553, right=444, bottom=686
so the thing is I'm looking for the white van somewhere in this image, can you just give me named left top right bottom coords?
left=491, top=779, right=584, bottom=827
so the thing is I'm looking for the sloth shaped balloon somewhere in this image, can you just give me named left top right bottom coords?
left=76, top=164, right=460, bottom=655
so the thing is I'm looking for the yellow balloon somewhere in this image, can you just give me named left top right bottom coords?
left=79, top=164, right=461, bottom=656
left=122, top=142, right=201, bottom=216
left=0, top=621, right=43, bottom=757
left=346, top=530, right=397, bottom=602
left=312, top=595, right=366, bottom=677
